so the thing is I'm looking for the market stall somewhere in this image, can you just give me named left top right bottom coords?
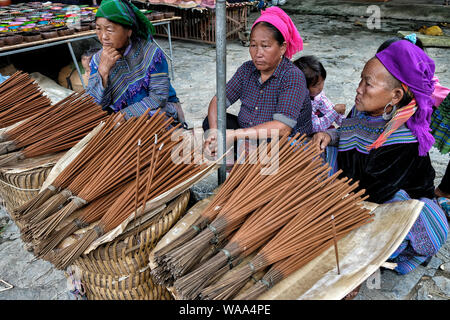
left=0, top=70, right=213, bottom=298
left=134, top=0, right=257, bottom=44
left=0, top=2, right=97, bottom=46
left=0, top=3, right=181, bottom=85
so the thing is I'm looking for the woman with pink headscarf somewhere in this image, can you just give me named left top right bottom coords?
left=203, top=7, right=312, bottom=157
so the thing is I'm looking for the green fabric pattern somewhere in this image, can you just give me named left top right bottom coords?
left=96, top=0, right=155, bottom=40
left=431, top=93, right=450, bottom=154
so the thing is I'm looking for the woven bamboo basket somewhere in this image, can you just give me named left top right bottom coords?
left=71, top=189, right=191, bottom=300
left=0, top=153, right=63, bottom=216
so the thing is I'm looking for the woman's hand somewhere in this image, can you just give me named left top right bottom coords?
left=204, top=130, right=217, bottom=157
left=312, top=132, right=331, bottom=151
left=204, top=129, right=236, bottom=158
left=334, top=104, right=346, bottom=115
left=98, top=47, right=122, bottom=86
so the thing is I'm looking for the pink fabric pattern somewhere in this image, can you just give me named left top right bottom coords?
left=252, top=7, right=303, bottom=59
left=311, top=91, right=343, bottom=132
left=432, top=76, right=450, bottom=107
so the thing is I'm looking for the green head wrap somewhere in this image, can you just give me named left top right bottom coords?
left=95, top=0, right=155, bottom=40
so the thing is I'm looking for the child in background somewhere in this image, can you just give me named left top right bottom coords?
left=293, top=55, right=345, bottom=132
left=81, top=48, right=99, bottom=87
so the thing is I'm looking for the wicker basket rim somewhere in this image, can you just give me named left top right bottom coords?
left=72, top=191, right=190, bottom=300
left=0, top=152, right=63, bottom=174
left=0, top=178, right=41, bottom=191
left=75, top=190, right=190, bottom=260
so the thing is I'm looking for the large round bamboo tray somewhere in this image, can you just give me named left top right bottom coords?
left=0, top=153, right=63, bottom=216
left=72, top=190, right=191, bottom=300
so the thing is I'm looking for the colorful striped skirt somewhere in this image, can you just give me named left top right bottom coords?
left=386, top=190, right=448, bottom=275
left=324, top=146, right=449, bottom=275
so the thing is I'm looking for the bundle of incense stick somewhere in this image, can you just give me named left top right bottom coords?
left=14, top=114, right=122, bottom=227
left=49, top=133, right=210, bottom=270
left=154, top=134, right=330, bottom=287
left=170, top=142, right=370, bottom=299
left=172, top=170, right=338, bottom=299
left=16, top=114, right=134, bottom=235
left=197, top=178, right=372, bottom=300
left=150, top=134, right=295, bottom=284
left=0, top=91, right=109, bottom=167
left=21, top=110, right=180, bottom=244
left=150, top=139, right=260, bottom=276
left=234, top=238, right=338, bottom=300
left=0, top=71, right=52, bottom=128
left=34, top=185, right=123, bottom=259
left=30, top=117, right=181, bottom=255
left=152, top=135, right=318, bottom=286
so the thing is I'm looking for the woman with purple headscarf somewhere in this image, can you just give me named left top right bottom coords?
left=313, top=40, right=449, bottom=275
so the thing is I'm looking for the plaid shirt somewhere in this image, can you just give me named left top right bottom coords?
left=311, top=91, right=343, bottom=132
left=226, top=57, right=312, bottom=136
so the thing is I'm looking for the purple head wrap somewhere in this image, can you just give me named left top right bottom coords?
left=376, top=40, right=436, bottom=156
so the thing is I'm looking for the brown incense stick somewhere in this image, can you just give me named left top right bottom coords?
left=330, top=214, right=340, bottom=275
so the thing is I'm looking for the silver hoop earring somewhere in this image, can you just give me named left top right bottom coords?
left=382, top=103, right=397, bottom=121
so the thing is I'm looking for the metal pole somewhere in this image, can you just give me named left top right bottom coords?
left=216, top=0, right=227, bottom=185
left=67, top=42, right=85, bottom=89
left=167, top=23, right=175, bottom=81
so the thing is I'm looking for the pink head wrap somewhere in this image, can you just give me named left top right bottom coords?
left=252, top=7, right=303, bottom=59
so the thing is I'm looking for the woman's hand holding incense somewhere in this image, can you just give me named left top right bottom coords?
left=204, top=129, right=236, bottom=158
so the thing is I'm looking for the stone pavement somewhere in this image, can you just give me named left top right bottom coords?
left=0, top=210, right=69, bottom=300
left=1, top=2, right=450, bottom=300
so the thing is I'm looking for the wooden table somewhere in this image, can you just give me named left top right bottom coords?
left=0, top=17, right=181, bottom=88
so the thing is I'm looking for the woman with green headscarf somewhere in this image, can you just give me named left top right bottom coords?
left=86, top=0, right=184, bottom=123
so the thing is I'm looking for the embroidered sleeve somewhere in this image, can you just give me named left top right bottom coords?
left=325, top=105, right=359, bottom=145
left=86, top=52, right=113, bottom=109
left=120, top=50, right=170, bottom=120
